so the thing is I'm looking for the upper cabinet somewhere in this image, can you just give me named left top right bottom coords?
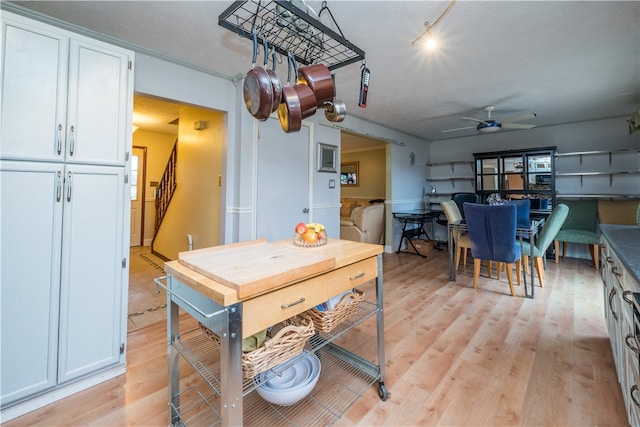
left=474, top=147, right=557, bottom=210
left=1, top=13, right=132, bottom=165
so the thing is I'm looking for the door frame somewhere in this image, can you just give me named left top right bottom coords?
left=131, top=145, right=147, bottom=247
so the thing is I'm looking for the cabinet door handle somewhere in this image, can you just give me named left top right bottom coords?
left=281, top=298, right=305, bottom=309
left=350, top=272, right=366, bottom=280
left=56, top=171, right=62, bottom=202
left=66, top=171, right=72, bottom=202
left=631, top=385, right=640, bottom=408
left=612, top=266, right=622, bottom=278
left=69, top=125, right=75, bottom=156
left=608, top=287, right=618, bottom=322
left=625, top=333, right=640, bottom=354
left=57, top=124, right=63, bottom=156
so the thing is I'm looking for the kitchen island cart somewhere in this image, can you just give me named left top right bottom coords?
left=158, top=238, right=387, bottom=426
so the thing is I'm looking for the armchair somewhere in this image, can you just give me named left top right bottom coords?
left=340, top=203, right=385, bottom=244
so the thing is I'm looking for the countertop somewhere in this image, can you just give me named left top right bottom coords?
left=599, top=224, right=640, bottom=284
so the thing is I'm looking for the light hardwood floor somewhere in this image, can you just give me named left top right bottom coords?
left=4, top=249, right=629, bottom=426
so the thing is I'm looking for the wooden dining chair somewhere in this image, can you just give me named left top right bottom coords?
left=463, top=203, right=522, bottom=296
left=441, top=200, right=475, bottom=271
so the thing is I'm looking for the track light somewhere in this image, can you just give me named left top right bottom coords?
left=411, top=1, right=457, bottom=51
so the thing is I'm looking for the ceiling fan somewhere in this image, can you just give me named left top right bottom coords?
left=442, top=105, right=537, bottom=134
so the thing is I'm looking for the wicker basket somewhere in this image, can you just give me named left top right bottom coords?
left=301, top=289, right=365, bottom=333
left=199, top=316, right=315, bottom=379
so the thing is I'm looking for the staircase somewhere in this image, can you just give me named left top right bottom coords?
left=154, top=140, right=177, bottom=235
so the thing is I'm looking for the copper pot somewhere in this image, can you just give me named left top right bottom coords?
left=243, top=32, right=273, bottom=121
left=298, top=64, right=334, bottom=107
left=264, top=42, right=282, bottom=113
left=278, top=52, right=317, bottom=133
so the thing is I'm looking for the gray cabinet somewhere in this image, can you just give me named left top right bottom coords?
left=0, top=11, right=132, bottom=416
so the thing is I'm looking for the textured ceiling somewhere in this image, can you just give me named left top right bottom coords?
left=9, top=1, right=640, bottom=142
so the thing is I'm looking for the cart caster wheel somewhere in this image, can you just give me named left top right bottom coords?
left=378, top=381, right=389, bottom=401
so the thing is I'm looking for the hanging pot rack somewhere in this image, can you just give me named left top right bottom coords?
left=218, top=0, right=366, bottom=71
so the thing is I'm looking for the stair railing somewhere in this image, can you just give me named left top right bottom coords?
left=154, top=140, right=177, bottom=235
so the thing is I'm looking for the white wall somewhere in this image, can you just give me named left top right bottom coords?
left=429, top=116, right=640, bottom=256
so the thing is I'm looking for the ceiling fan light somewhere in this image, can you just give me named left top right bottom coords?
left=477, top=121, right=501, bottom=133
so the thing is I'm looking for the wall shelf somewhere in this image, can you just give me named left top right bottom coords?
left=218, top=1, right=365, bottom=70
left=556, top=170, right=640, bottom=186
left=425, top=160, right=474, bottom=173
left=555, top=149, right=639, bottom=165
left=557, top=194, right=640, bottom=199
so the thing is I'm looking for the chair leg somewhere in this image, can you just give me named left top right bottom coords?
left=523, top=255, right=529, bottom=274
left=590, top=244, right=599, bottom=269
left=515, top=259, right=522, bottom=286
left=505, top=262, right=515, bottom=296
left=473, top=258, right=481, bottom=288
left=534, top=256, right=545, bottom=287
left=462, top=248, right=468, bottom=266
left=496, top=262, right=501, bottom=280
left=486, top=260, right=492, bottom=279
left=562, top=242, right=567, bottom=259
left=455, top=247, right=462, bottom=270
left=554, top=240, right=560, bottom=264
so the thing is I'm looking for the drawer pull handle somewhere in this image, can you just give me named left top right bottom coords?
left=350, top=272, right=366, bottom=280
left=281, top=298, right=305, bottom=309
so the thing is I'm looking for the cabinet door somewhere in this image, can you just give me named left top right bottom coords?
left=65, top=38, right=131, bottom=166
left=0, top=161, right=63, bottom=405
left=1, top=13, right=68, bottom=162
left=57, top=165, right=126, bottom=383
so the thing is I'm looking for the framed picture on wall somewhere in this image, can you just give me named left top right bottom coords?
left=317, top=143, right=337, bottom=173
left=340, top=162, right=359, bottom=186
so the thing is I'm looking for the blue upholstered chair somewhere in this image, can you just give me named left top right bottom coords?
left=521, top=204, right=569, bottom=287
left=506, top=199, right=531, bottom=229
left=452, top=193, right=480, bottom=219
left=463, top=203, right=522, bottom=296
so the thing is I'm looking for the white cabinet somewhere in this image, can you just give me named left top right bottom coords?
left=0, top=162, right=63, bottom=404
left=0, top=11, right=132, bottom=416
left=601, top=234, right=640, bottom=425
left=1, top=12, right=131, bottom=165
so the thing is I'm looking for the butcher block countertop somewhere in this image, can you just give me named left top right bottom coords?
left=164, top=238, right=383, bottom=306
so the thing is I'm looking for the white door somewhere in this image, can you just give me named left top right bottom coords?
left=0, top=161, right=63, bottom=405
left=256, top=118, right=310, bottom=242
left=57, top=164, right=125, bottom=383
left=130, top=147, right=145, bottom=246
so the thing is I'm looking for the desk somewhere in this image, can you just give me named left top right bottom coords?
left=447, top=218, right=545, bottom=298
left=393, top=210, right=439, bottom=257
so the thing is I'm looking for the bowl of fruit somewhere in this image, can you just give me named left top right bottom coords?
left=293, top=223, right=327, bottom=247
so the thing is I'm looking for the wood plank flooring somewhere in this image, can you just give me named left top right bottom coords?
left=4, top=249, right=629, bottom=426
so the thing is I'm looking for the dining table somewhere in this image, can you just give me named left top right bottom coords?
left=447, top=217, right=546, bottom=298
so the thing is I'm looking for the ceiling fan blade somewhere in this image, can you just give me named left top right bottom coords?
left=501, top=123, right=537, bottom=130
left=442, top=125, right=477, bottom=133
left=500, top=112, right=537, bottom=123
left=460, top=116, right=486, bottom=124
